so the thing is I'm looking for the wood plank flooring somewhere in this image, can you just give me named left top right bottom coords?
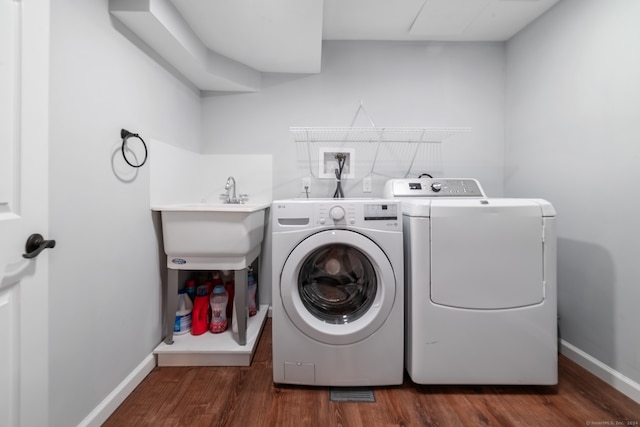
left=104, top=319, right=640, bottom=426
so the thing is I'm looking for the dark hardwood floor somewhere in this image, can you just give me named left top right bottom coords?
left=104, top=319, right=640, bottom=426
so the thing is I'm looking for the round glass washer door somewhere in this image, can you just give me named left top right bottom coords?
left=280, top=229, right=396, bottom=345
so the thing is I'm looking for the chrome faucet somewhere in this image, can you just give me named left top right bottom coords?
left=220, top=176, right=248, bottom=204
left=225, top=176, right=236, bottom=202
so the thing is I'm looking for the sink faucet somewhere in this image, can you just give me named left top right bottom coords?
left=220, top=176, right=248, bottom=204
left=225, top=176, right=236, bottom=202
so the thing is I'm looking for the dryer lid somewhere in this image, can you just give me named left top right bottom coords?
left=429, top=199, right=548, bottom=309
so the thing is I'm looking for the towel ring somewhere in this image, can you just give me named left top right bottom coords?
left=120, top=129, right=148, bottom=168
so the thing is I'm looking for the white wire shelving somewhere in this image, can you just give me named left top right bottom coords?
left=291, top=102, right=472, bottom=181
left=289, top=126, right=471, bottom=144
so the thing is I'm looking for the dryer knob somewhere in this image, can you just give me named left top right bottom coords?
left=431, top=182, right=442, bottom=192
left=329, top=206, right=345, bottom=221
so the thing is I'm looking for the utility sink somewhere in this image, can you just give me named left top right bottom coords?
left=152, top=202, right=270, bottom=270
left=152, top=201, right=270, bottom=348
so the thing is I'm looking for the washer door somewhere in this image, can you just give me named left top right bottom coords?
left=280, top=229, right=396, bottom=345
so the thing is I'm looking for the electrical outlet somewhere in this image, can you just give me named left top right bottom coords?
left=363, top=176, right=372, bottom=193
left=319, top=148, right=355, bottom=179
left=302, top=177, right=311, bottom=193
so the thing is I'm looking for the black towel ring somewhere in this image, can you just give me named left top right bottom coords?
left=120, top=129, right=148, bottom=168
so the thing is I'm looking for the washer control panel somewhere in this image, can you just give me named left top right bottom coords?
left=317, top=200, right=400, bottom=230
left=272, top=199, right=401, bottom=231
left=363, top=203, right=398, bottom=221
left=384, top=178, right=486, bottom=198
left=329, top=206, right=345, bottom=221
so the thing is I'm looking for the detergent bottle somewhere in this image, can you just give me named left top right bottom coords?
left=191, top=285, right=210, bottom=336
left=221, top=270, right=235, bottom=322
left=174, top=289, right=192, bottom=335
left=209, top=285, right=229, bottom=333
left=247, top=268, right=258, bottom=317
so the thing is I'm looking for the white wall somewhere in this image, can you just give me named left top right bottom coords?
left=505, top=0, right=640, bottom=385
left=149, top=140, right=273, bottom=206
left=49, top=1, right=201, bottom=426
left=201, top=41, right=507, bottom=199
left=201, top=40, right=507, bottom=311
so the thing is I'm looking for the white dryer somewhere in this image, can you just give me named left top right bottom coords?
left=271, top=199, right=404, bottom=386
left=384, top=178, right=557, bottom=385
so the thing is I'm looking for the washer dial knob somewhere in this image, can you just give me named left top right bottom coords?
left=431, top=182, right=442, bottom=192
left=329, top=206, right=345, bottom=221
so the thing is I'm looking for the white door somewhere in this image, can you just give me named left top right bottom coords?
left=0, top=1, right=50, bottom=426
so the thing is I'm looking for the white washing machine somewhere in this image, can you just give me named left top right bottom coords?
left=271, top=198, right=404, bottom=386
left=384, top=178, right=557, bottom=385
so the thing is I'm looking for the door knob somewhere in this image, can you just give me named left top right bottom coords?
left=22, top=233, right=56, bottom=259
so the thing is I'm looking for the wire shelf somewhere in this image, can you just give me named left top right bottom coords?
left=291, top=101, right=473, bottom=192
left=290, top=126, right=471, bottom=143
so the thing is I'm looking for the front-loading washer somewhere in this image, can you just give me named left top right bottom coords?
left=384, top=178, right=557, bottom=385
left=271, top=198, right=404, bottom=386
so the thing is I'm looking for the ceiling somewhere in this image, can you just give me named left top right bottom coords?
left=110, top=0, right=559, bottom=91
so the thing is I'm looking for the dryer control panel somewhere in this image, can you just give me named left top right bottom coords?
left=383, top=178, right=486, bottom=198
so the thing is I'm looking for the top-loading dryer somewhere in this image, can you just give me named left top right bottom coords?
left=384, top=178, right=557, bottom=385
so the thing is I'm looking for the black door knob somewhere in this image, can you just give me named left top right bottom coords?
left=23, top=233, right=56, bottom=259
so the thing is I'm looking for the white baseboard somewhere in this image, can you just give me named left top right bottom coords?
left=77, top=354, right=156, bottom=427
left=560, top=339, right=640, bottom=404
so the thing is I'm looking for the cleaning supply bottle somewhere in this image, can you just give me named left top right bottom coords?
left=221, top=270, right=235, bottom=322
left=185, top=278, right=196, bottom=302
left=191, top=285, right=210, bottom=336
left=211, top=271, right=223, bottom=290
left=209, top=285, right=229, bottom=333
left=213, top=271, right=228, bottom=322
left=195, top=272, right=210, bottom=294
left=174, top=289, right=193, bottom=335
left=247, top=268, right=257, bottom=317
left=204, top=275, right=214, bottom=295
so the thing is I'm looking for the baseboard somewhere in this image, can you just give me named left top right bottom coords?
left=560, top=339, right=640, bottom=404
left=77, top=353, right=156, bottom=427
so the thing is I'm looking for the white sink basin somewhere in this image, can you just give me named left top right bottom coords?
left=152, top=202, right=270, bottom=270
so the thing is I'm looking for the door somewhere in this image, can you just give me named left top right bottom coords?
left=280, top=229, right=396, bottom=345
left=0, top=1, right=50, bottom=426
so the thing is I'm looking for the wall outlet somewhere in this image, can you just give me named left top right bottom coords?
left=302, top=177, right=311, bottom=193
left=363, top=176, right=372, bottom=193
left=319, top=148, right=355, bottom=179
